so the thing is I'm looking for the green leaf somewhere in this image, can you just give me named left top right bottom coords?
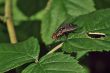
left=76, top=51, right=88, bottom=59
left=12, top=0, right=28, bottom=25
left=0, top=0, right=4, bottom=3
left=12, top=0, right=47, bottom=26
left=0, top=37, right=40, bottom=72
left=63, top=38, right=110, bottom=52
left=22, top=53, right=86, bottom=73
left=15, top=21, right=41, bottom=42
left=68, top=9, right=110, bottom=40
left=41, top=0, right=95, bottom=44
left=74, top=9, right=110, bottom=32
left=61, top=9, right=110, bottom=58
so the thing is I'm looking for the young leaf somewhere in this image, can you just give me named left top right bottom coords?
left=41, top=0, right=95, bottom=44
left=0, top=37, right=40, bottom=72
left=22, top=53, right=86, bottom=73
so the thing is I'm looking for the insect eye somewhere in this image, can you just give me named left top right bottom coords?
left=52, top=33, right=58, bottom=39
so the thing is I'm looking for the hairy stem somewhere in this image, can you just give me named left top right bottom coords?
left=5, top=0, right=17, bottom=44
left=47, top=42, right=64, bottom=55
left=35, top=42, right=63, bottom=63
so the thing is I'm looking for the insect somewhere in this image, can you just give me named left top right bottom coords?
left=52, top=23, right=77, bottom=40
left=87, top=32, right=106, bottom=38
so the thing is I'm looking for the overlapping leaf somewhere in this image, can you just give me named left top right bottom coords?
left=61, top=9, right=110, bottom=56
left=41, top=0, right=95, bottom=44
left=0, top=37, right=40, bottom=72
left=74, top=9, right=110, bottom=32
left=22, top=53, right=86, bottom=73
left=63, top=38, right=110, bottom=52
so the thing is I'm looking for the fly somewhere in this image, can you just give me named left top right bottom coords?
left=52, top=23, right=77, bottom=40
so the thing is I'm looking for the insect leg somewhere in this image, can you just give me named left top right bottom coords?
left=64, top=32, right=69, bottom=40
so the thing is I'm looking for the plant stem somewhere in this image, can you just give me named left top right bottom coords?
left=35, top=42, right=63, bottom=63
left=0, top=16, right=3, bottom=21
left=46, top=42, right=64, bottom=55
left=5, top=0, right=17, bottom=44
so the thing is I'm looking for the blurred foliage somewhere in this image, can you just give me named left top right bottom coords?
left=0, top=0, right=4, bottom=15
left=15, top=20, right=41, bottom=42
left=0, top=23, right=9, bottom=43
left=12, top=0, right=48, bottom=25
left=0, top=0, right=110, bottom=73
left=17, top=0, right=47, bottom=17
left=0, top=0, right=48, bottom=43
left=94, top=0, right=110, bottom=9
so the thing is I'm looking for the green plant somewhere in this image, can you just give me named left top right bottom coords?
left=0, top=0, right=110, bottom=73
